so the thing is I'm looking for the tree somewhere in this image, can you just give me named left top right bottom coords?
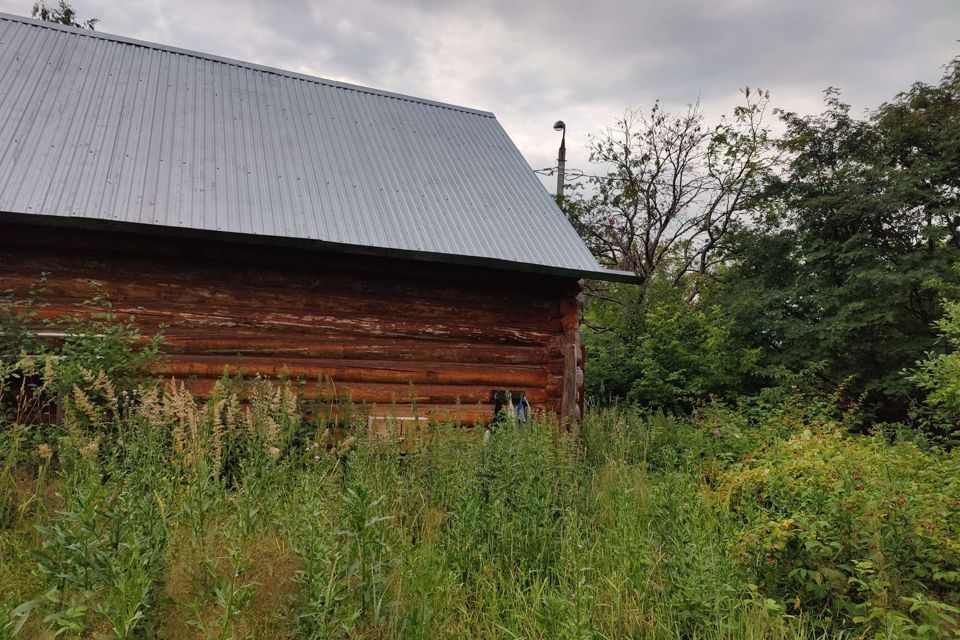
left=911, top=262, right=960, bottom=442
left=576, top=59, right=960, bottom=419
left=584, top=274, right=760, bottom=410
left=567, top=91, right=774, bottom=409
left=566, top=90, right=772, bottom=291
left=873, top=58, right=960, bottom=250
left=723, top=61, right=960, bottom=422
left=31, top=0, right=98, bottom=29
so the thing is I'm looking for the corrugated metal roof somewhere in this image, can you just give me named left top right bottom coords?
left=0, top=13, right=634, bottom=282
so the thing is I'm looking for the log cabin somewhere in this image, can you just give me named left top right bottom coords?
left=0, top=13, right=635, bottom=429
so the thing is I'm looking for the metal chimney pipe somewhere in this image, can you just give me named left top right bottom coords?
left=553, top=120, right=566, bottom=198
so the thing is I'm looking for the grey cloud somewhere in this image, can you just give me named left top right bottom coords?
left=0, top=0, right=955, bottom=183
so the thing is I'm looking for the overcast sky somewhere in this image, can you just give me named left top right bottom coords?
left=2, top=0, right=957, bottom=190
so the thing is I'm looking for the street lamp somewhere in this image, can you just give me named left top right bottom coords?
left=553, top=120, right=566, bottom=198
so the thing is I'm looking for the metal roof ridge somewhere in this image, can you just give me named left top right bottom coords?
left=0, top=11, right=496, bottom=118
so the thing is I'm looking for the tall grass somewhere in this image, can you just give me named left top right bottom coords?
left=1, top=375, right=957, bottom=638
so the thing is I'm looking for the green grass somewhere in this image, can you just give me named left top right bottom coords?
left=1, top=385, right=958, bottom=639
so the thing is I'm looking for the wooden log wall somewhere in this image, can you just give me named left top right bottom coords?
left=0, top=222, right=584, bottom=426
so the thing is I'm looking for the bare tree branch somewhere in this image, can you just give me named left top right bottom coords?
left=566, top=90, right=773, bottom=291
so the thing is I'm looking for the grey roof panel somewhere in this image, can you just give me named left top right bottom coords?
left=0, top=13, right=635, bottom=282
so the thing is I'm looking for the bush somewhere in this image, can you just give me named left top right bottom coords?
left=717, top=426, right=960, bottom=636
left=1, top=280, right=162, bottom=413
left=49, top=285, right=163, bottom=400
left=912, top=295, right=960, bottom=444
left=585, top=277, right=761, bottom=412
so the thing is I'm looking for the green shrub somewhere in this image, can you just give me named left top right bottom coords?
left=584, top=277, right=762, bottom=411
left=718, top=426, right=960, bottom=636
left=912, top=295, right=960, bottom=443
left=1, top=281, right=162, bottom=430
left=50, top=286, right=163, bottom=399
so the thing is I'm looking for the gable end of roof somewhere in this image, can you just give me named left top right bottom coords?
left=0, top=12, right=634, bottom=283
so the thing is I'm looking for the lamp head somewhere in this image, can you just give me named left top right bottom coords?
left=553, top=120, right=566, bottom=132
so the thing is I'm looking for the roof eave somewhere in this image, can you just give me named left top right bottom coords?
left=0, top=211, right=640, bottom=284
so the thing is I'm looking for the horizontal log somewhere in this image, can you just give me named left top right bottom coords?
left=158, top=334, right=555, bottom=365
left=0, top=249, right=572, bottom=309
left=310, top=405, right=493, bottom=426
left=20, top=314, right=561, bottom=362
left=312, top=404, right=561, bottom=426
left=0, top=273, right=563, bottom=332
left=30, top=305, right=558, bottom=347
left=178, top=377, right=551, bottom=405
left=161, top=380, right=561, bottom=424
left=158, top=354, right=549, bottom=387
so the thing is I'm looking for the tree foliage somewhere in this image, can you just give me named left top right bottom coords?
left=723, top=62, right=960, bottom=422
left=585, top=275, right=761, bottom=411
left=911, top=262, right=960, bottom=440
left=579, top=57, right=960, bottom=427
left=30, top=0, right=98, bottom=30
